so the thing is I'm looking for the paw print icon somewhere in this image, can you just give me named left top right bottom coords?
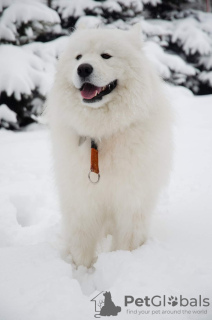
left=168, top=296, right=178, bottom=307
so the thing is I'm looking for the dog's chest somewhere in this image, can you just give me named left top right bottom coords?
left=76, top=130, right=142, bottom=175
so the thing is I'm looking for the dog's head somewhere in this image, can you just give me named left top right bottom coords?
left=49, top=25, right=160, bottom=138
left=57, top=25, right=144, bottom=109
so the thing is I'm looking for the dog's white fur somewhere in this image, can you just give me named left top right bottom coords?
left=46, top=25, right=173, bottom=267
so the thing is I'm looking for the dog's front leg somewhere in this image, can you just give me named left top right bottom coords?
left=62, top=211, right=102, bottom=268
left=112, top=208, right=150, bottom=252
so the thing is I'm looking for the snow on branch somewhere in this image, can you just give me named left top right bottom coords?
left=1, top=36, right=69, bottom=100
left=198, top=71, right=212, bottom=87
left=53, top=0, right=97, bottom=19
left=141, top=19, right=173, bottom=37
left=199, top=55, right=212, bottom=70
left=144, top=41, right=196, bottom=80
left=141, top=0, right=161, bottom=6
left=0, top=104, right=16, bottom=123
left=172, top=18, right=212, bottom=56
left=192, top=10, right=212, bottom=35
left=0, top=45, right=45, bottom=100
left=0, top=1, right=60, bottom=43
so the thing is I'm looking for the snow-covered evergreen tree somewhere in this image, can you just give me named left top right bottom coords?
left=0, top=0, right=62, bottom=129
left=0, top=0, right=212, bottom=130
left=140, top=1, right=212, bottom=94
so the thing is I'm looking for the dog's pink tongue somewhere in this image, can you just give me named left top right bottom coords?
left=81, top=83, right=101, bottom=99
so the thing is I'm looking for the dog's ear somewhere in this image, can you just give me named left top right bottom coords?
left=131, top=22, right=142, bottom=36
left=128, top=22, right=143, bottom=48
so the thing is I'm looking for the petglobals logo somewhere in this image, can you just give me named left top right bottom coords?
left=91, top=292, right=210, bottom=318
left=91, top=291, right=121, bottom=318
left=124, top=295, right=210, bottom=308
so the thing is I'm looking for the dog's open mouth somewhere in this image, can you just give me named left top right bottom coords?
left=80, top=80, right=117, bottom=103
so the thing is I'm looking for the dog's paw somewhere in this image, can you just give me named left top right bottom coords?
left=70, top=252, right=97, bottom=269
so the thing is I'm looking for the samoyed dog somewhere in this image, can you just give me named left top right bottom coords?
left=46, top=24, right=173, bottom=268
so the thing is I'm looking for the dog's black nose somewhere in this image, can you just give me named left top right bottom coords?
left=77, top=64, right=93, bottom=78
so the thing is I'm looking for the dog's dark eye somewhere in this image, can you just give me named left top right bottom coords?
left=76, top=54, right=82, bottom=60
left=101, top=53, right=112, bottom=59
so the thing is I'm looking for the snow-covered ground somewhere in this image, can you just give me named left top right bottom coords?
left=0, top=87, right=211, bottom=320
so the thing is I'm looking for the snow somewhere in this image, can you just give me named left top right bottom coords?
left=0, top=0, right=19, bottom=12
left=198, top=71, right=212, bottom=87
left=193, top=10, right=212, bottom=35
left=23, top=36, right=69, bottom=91
left=103, top=0, right=143, bottom=12
left=141, top=0, right=161, bottom=6
left=53, top=0, right=143, bottom=20
left=199, top=55, right=212, bottom=70
left=0, top=104, right=16, bottom=123
left=172, top=18, right=212, bottom=56
left=0, top=87, right=211, bottom=319
left=102, top=0, right=123, bottom=13
left=75, top=16, right=103, bottom=29
left=53, top=0, right=98, bottom=19
left=0, top=45, right=44, bottom=99
left=0, top=1, right=60, bottom=43
left=0, top=44, right=47, bottom=100
left=0, top=37, right=69, bottom=100
left=141, top=19, right=172, bottom=37
left=144, top=41, right=196, bottom=79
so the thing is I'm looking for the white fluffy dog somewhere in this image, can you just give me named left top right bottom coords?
left=46, top=24, right=173, bottom=268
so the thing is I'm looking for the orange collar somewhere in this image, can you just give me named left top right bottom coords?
left=88, top=139, right=100, bottom=184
